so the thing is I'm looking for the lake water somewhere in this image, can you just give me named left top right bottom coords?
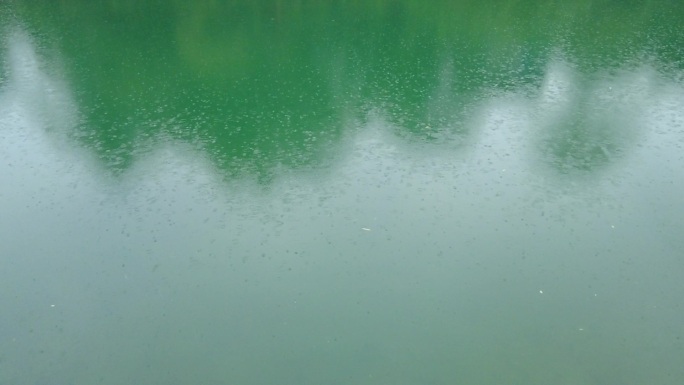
left=1, top=1, right=683, bottom=384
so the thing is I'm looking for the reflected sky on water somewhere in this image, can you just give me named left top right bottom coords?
left=1, top=1, right=684, bottom=384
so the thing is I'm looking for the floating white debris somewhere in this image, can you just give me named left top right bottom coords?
left=361, top=228, right=371, bottom=231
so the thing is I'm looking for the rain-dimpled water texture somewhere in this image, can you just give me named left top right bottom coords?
left=1, top=1, right=684, bottom=385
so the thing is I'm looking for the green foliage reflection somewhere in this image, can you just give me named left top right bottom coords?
left=5, top=0, right=683, bottom=179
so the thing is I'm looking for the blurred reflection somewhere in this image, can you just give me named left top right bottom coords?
left=2, top=0, right=683, bottom=183
left=531, top=59, right=657, bottom=176
left=0, top=27, right=78, bottom=143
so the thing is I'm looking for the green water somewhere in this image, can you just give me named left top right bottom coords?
left=1, top=1, right=683, bottom=384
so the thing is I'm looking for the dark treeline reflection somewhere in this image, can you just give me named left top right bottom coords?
left=4, top=0, right=683, bottom=180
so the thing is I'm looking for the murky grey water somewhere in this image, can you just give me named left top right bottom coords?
left=1, top=1, right=683, bottom=384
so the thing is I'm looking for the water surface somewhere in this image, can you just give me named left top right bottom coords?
left=1, top=1, right=683, bottom=384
